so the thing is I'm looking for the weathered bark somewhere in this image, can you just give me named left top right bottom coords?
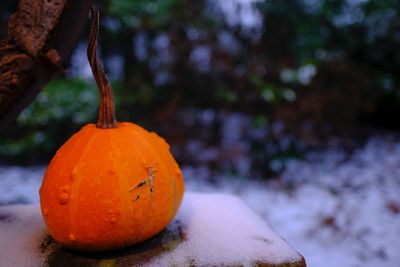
left=0, top=0, right=91, bottom=129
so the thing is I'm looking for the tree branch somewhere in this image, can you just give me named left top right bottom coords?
left=0, top=0, right=91, bottom=129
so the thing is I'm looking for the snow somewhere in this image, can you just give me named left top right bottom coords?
left=0, top=205, right=47, bottom=267
left=184, top=137, right=400, bottom=267
left=1, top=137, right=400, bottom=267
left=0, top=194, right=302, bottom=267
left=0, top=166, right=43, bottom=204
left=147, top=193, right=302, bottom=266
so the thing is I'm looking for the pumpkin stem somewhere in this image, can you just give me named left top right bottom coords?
left=88, top=6, right=118, bottom=129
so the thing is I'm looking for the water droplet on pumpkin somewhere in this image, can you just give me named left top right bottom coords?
left=69, top=233, right=76, bottom=241
left=58, top=193, right=69, bottom=205
left=110, top=217, right=117, bottom=224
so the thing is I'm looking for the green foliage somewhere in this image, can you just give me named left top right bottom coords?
left=108, top=0, right=182, bottom=28
left=253, top=116, right=268, bottom=129
left=0, top=78, right=98, bottom=162
left=250, top=75, right=297, bottom=103
left=18, top=78, right=98, bottom=126
left=216, top=87, right=238, bottom=103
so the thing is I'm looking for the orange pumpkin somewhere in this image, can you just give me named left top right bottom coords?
left=39, top=7, right=184, bottom=251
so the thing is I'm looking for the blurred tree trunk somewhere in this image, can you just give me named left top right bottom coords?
left=0, top=0, right=91, bottom=129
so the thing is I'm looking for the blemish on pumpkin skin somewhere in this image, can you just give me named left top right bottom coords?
left=132, top=195, right=140, bottom=201
left=58, top=193, right=69, bottom=205
left=57, top=186, right=70, bottom=205
left=43, top=208, right=49, bottom=217
left=128, top=181, right=147, bottom=191
left=128, top=164, right=158, bottom=193
left=147, top=166, right=158, bottom=193
left=68, top=233, right=76, bottom=241
left=175, top=168, right=182, bottom=179
left=61, top=186, right=69, bottom=193
left=107, top=209, right=118, bottom=224
left=70, top=167, right=79, bottom=181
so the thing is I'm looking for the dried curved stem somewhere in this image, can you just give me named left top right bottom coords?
left=87, top=6, right=118, bottom=128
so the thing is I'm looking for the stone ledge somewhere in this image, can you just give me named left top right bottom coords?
left=0, top=192, right=306, bottom=267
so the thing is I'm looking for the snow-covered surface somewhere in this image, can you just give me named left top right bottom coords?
left=148, top=193, right=302, bottom=266
left=1, top=137, right=400, bottom=267
left=184, top=137, right=400, bottom=267
left=0, top=194, right=302, bottom=267
left=0, top=205, right=47, bottom=267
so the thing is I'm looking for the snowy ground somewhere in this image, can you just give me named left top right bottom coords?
left=0, top=137, right=399, bottom=267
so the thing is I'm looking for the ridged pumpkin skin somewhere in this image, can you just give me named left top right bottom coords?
left=39, top=122, right=184, bottom=251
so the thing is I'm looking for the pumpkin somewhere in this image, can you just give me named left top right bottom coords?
left=39, top=7, right=184, bottom=252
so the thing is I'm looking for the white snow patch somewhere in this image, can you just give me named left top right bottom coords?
left=146, top=193, right=302, bottom=266
left=0, top=205, right=47, bottom=267
left=0, top=166, right=44, bottom=204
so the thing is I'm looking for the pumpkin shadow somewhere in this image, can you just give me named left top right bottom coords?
left=43, top=219, right=186, bottom=267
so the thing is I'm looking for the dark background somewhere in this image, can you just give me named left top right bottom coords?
left=1, top=0, right=399, bottom=178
